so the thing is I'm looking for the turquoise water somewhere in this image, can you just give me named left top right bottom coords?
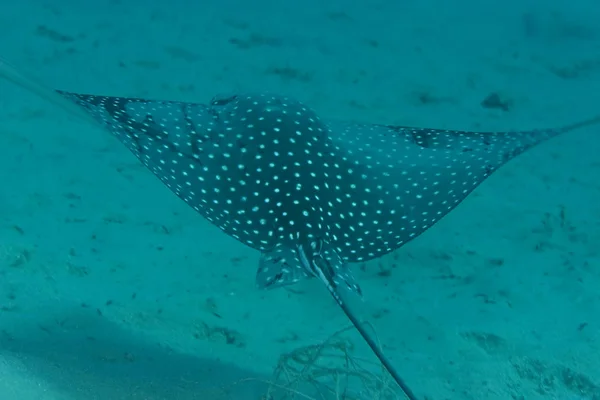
left=1, top=0, right=599, bottom=399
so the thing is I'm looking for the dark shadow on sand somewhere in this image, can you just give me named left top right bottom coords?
left=0, top=307, right=270, bottom=400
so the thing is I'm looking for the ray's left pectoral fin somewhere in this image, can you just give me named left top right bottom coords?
left=256, top=244, right=311, bottom=290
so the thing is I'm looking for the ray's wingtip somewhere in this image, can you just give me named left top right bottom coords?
left=563, top=114, right=600, bottom=132
left=0, top=57, right=100, bottom=127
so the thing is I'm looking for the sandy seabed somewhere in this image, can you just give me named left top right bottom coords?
left=1, top=0, right=599, bottom=399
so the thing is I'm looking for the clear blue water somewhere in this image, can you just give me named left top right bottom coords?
left=1, top=0, right=599, bottom=399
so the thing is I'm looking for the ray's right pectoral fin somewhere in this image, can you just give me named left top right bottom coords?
left=256, top=244, right=311, bottom=290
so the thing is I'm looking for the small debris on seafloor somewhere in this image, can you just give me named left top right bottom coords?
left=481, top=92, right=513, bottom=111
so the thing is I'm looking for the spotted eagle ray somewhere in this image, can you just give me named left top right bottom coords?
left=2, top=58, right=599, bottom=400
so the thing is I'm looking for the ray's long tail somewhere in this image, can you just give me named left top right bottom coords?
left=326, top=284, right=419, bottom=400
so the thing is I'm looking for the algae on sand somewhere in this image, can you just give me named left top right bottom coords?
left=240, top=325, right=404, bottom=400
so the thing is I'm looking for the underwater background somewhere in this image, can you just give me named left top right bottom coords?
left=1, top=0, right=599, bottom=399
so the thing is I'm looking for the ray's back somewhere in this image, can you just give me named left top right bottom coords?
left=60, top=90, right=566, bottom=263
